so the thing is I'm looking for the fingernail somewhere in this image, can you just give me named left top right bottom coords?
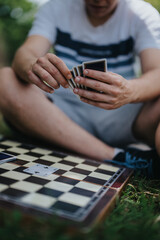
left=65, top=84, right=69, bottom=88
left=74, top=88, right=78, bottom=94
left=84, top=70, right=89, bottom=75
left=67, top=73, right=72, bottom=79
left=75, top=77, right=80, bottom=82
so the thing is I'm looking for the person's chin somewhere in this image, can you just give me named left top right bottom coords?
left=88, top=7, right=111, bottom=19
left=91, top=12, right=110, bottom=19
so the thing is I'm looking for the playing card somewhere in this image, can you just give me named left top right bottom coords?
left=77, top=65, right=83, bottom=77
left=83, top=58, right=107, bottom=72
left=77, top=65, right=85, bottom=89
left=72, top=67, right=80, bottom=88
left=23, top=164, right=59, bottom=177
left=82, top=58, right=107, bottom=92
left=73, top=67, right=79, bottom=77
left=70, top=70, right=77, bottom=88
left=0, top=152, right=16, bottom=165
left=67, top=78, right=74, bottom=90
left=67, top=59, right=107, bottom=94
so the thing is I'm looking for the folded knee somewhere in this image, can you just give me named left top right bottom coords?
left=0, top=67, right=14, bottom=79
left=0, top=67, right=23, bottom=112
left=151, top=97, right=160, bottom=122
left=0, top=67, right=15, bottom=90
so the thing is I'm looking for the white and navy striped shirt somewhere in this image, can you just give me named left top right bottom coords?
left=29, top=0, right=160, bottom=96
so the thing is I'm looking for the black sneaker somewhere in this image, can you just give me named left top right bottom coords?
left=104, top=148, right=160, bottom=179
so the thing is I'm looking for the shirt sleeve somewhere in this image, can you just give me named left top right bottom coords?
left=28, top=0, right=57, bottom=44
left=134, top=3, right=160, bottom=54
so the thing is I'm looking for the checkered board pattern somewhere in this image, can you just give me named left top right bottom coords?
left=0, top=139, right=133, bottom=228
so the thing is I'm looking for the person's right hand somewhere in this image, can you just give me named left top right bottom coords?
left=27, top=53, right=72, bottom=93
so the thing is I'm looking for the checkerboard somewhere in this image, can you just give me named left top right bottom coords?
left=0, top=139, right=133, bottom=228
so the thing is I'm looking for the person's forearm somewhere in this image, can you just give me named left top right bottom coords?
left=11, top=36, right=71, bottom=93
left=129, top=68, right=160, bottom=103
left=12, top=36, right=51, bottom=83
left=12, top=46, right=38, bottom=83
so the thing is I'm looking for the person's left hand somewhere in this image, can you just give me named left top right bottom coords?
left=73, top=69, right=133, bottom=110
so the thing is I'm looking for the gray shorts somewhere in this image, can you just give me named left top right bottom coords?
left=46, top=89, right=143, bottom=148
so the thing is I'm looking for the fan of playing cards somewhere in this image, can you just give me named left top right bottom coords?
left=67, top=58, right=107, bottom=92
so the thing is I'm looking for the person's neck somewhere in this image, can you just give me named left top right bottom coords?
left=86, top=4, right=118, bottom=27
left=87, top=13, right=112, bottom=27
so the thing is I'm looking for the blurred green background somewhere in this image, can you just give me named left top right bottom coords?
left=0, top=0, right=37, bottom=66
left=0, top=0, right=160, bottom=66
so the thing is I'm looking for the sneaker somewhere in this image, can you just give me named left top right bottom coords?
left=104, top=148, right=160, bottom=179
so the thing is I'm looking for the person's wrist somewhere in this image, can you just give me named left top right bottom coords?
left=25, top=59, right=37, bottom=83
left=127, top=79, right=140, bottom=103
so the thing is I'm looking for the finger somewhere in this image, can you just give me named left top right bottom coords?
left=33, top=64, right=60, bottom=89
left=75, top=76, right=115, bottom=95
left=37, top=57, right=69, bottom=88
left=28, top=70, right=54, bottom=93
left=47, top=54, right=72, bottom=80
left=80, top=97, right=114, bottom=110
left=73, top=88, right=114, bottom=103
left=83, top=69, right=118, bottom=84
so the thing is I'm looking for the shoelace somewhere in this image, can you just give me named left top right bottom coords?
left=125, top=152, right=151, bottom=169
left=104, top=151, right=154, bottom=178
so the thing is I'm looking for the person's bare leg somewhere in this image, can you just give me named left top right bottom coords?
left=133, top=97, right=160, bottom=156
left=0, top=67, right=114, bottom=160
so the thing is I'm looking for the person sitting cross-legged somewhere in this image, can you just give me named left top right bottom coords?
left=0, top=0, right=160, bottom=179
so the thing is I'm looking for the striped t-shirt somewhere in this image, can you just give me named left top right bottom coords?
left=29, top=0, right=160, bottom=96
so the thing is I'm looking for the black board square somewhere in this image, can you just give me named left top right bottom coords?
left=69, top=187, right=95, bottom=198
left=83, top=176, right=106, bottom=186
left=51, top=201, right=80, bottom=214
left=37, top=187, right=63, bottom=198
left=1, top=188, right=28, bottom=198
left=55, top=176, right=79, bottom=186
left=0, top=176, right=17, bottom=185
left=25, top=176, right=50, bottom=185
left=33, top=159, right=53, bottom=166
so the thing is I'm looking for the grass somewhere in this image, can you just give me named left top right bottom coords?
left=0, top=114, right=160, bottom=240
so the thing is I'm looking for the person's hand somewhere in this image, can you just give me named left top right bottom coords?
left=73, top=70, right=133, bottom=110
left=27, top=53, right=72, bottom=93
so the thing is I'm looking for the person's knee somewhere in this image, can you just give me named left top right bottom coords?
left=0, top=67, right=45, bottom=118
left=153, top=96, right=160, bottom=120
left=0, top=67, right=13, bottom=102
left=135, top=97, right=160, bottom=127
left=0, top=66, right=14, bottom=79
left=0, top=67, right=15, bottom=90
left=133, top=97, right=160, bottom=144
left=0, top=67, right=23, bottom=114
